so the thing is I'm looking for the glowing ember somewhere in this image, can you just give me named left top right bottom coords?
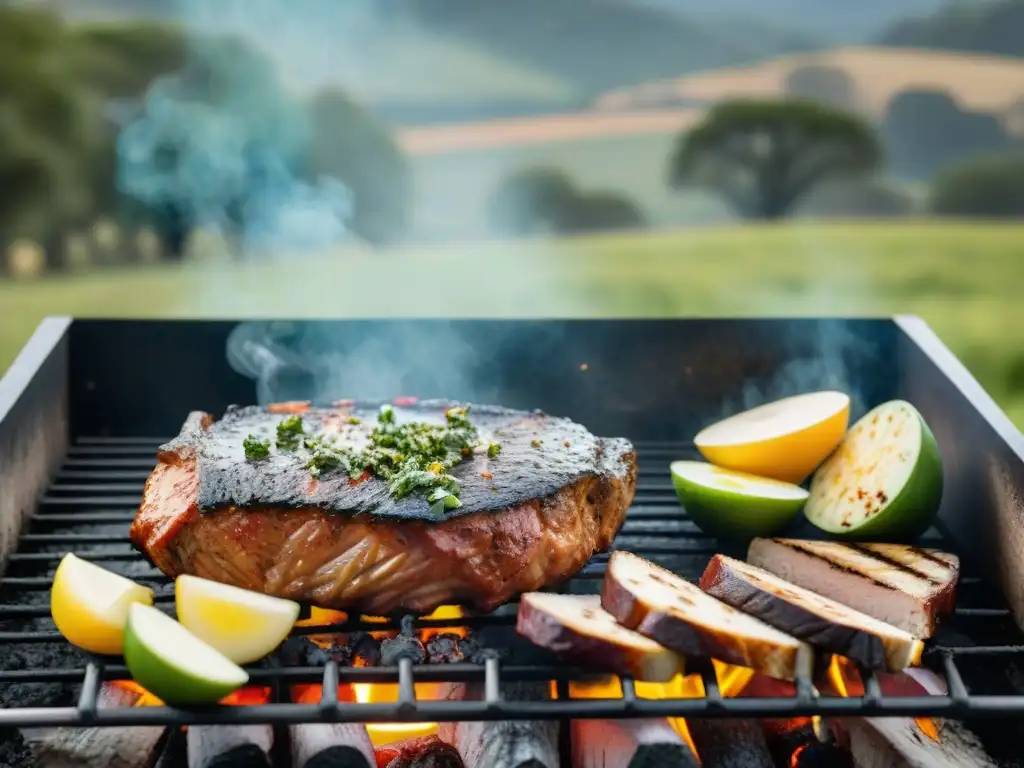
left=302, top=604, right=469, bottom=747
left=561, top=660, right=756, bottom=763
left=790, top=743, right=808, bottom=767
left=826, top=657, right=940, bottom=744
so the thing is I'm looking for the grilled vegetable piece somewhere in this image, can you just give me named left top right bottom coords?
left=694, top=391, right=850, bottom=484
left=516, top=593, right=683, bottom=682
left=747, top=538, right=959, bottom=638
left=669, top=460, right=808, bottom=539
left=700, top=554, right=924, bottom=672
left=601, top=551, right=815, bottom=682
left=805, top=399, right=943, bottom=540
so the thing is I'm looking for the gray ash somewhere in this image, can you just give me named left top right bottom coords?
left=381, top=616, right=426, bottom=666
left=425, top=634, right=490, bottom=665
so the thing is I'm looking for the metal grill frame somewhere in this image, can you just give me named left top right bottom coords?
left=2, top=316, right=1024, bottom=729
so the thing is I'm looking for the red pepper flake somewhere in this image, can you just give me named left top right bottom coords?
left=876, top=490, right=888, bottom=503
left=268, top=400, right=311, bottom=414
left=348, top=470, right=371, bottom=486
left=480, top=471, right=493, bottom=479
left=393, top=396, right=418, bottom=406
left=856, top=489, right=866, bottom=500
left=563, top=440, right=571, bottom=448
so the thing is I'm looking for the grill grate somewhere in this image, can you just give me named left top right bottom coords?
left=2, top=439, right=1024, bottom=728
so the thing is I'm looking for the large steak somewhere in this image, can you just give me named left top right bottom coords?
left=130, top=400, right=636, bottom=615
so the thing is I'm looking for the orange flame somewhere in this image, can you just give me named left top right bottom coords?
left=561, top=661, right=756, bottom=764
left=826, top=657, right=939, bottom=743
left=300, top=605, right=469, bottom=747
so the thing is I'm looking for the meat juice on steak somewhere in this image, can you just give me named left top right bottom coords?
left=130, top=400, right=636, bottom=615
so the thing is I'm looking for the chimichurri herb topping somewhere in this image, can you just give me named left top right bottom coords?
left=276, top=415, right=305, bottom=450
left=243, top=435, right=271, bottom=461
left=254, top=404, right=502, bottom=510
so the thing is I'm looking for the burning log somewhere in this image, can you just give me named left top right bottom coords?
left=375, top=736, right=465, bottom=767
left=21, top=682, right=167, bottom=768
left=439, top=680, right=559, bottom=768
left=187, top=723, right=273, bottom=768
left=571, top=717, right=699, bottom=768
left=845, top=718, right=998, bottom=768
left=686, top=718, right=774, bottom=768
left=290, top=722, right=376, bottom=768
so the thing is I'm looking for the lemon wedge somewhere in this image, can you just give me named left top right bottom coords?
left=50, top=553, right=155, bottom=655
left=175, top=575, right=300, bottom=664
left=694, top=391, right=850, bottom=484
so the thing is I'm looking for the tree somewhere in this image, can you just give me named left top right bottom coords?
left=668, top=99, right=882, bottom=220
left=784, top=65, right=859, bottom=111
left=881, top=89, right=1012, bottom=180
left=881, top=0, right=1024, bottom=58
left=488, top=167, right=578, bottom=235
left=559, top=192, right=646, bottom=233
left=930, top=154, right=1024, bottom=218
left=307, top=90, right=411, bottom=246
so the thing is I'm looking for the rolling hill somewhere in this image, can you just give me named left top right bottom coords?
left=594, top=47, right=1024, bottom=123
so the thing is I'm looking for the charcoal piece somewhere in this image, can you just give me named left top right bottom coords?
left=350, top=632, right=382, bottom=667
left=571, top=718, right=699, bottom=768
left=290, top=722, right=375, bottom=768
left=426, top=633, right=466, bottom=664
left=21, top=684, right=166, bottom=768
left=188, top=724, right=273, bottom=768
left=276, top=635, right=353, bottom=668
left=790, top=741, right=854, bottom=768
left=0, top=727, right=33, bottom=768
left=686, top=718, right=773, bottom=767
left=380, top=736, right=464, bottom=768
left=381, top=636, right=426, bottom=666
left=439, top=681, right=559, bottom=768
left=846, top=717, right=998, bottom=768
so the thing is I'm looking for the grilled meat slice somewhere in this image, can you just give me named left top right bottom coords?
left=516, top=593, right=683, bottom=682
left=700, top=554, right=924, bottom=672
left=601, top=551, right=815, bottom=682
left=747, top=538, right=959, bottom=638
left=130, top=400, right=635, bottom=615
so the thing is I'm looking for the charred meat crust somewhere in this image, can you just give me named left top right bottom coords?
left=130, top=401, right=636, bottom=615
left=700, top=555, right=919, bottom=672
left=165, top=400, right=633, bottom=522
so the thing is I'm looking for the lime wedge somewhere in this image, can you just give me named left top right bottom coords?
left=805, top=399, right=943, bottom=539
left=176, top=575, right=300, bottom=665
left=123, top=603, right=249, bottom=706
left=670, top=460, right=808, bottom=539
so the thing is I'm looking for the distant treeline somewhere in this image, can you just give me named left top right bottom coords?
left=880, top=0, right=1024, bottom=58
left=0, top=6, right=410, bottom=275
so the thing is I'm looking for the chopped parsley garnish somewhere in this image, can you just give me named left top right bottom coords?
left=248, top=404, right=503, bottom=511
left=243, top=435, right=271, bottom=461
left=276, top=415, right=305, bottom=450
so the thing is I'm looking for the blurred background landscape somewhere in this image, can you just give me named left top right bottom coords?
left=1, top=0, right=1023, bottom=421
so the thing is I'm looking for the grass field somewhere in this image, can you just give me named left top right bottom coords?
left=2, top=221, right=1023, bottom=424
